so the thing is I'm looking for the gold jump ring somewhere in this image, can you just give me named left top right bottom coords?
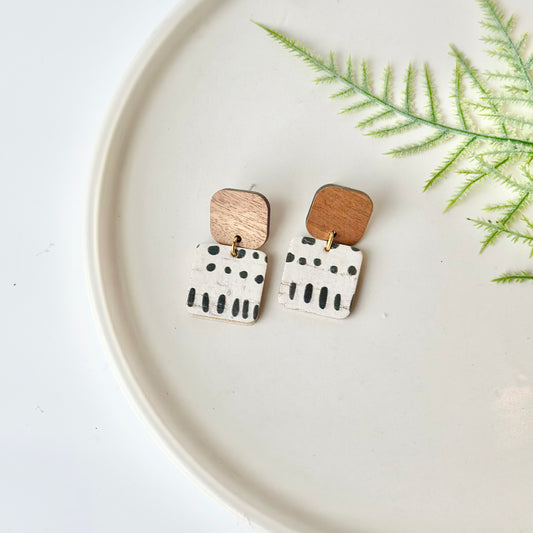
left=230, top=235, right=241, bottom=257
left=324, top=230, right=336, bottom=252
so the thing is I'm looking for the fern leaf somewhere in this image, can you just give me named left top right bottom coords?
left=470, top=216, right=533, bottom=251
left=452, top=60, right=469, bottom=128
left=403, top=63, right=415, bottom=112
left=426, top=137, right=477, bottom=191
left=388, top=131, right=451, bottom=157
left=445, top=156, right=508, bottom=209
left=423, top=63, right=440, bottom=121
left=339, top=100, right=375, bottom=114
left=361, top=59, right=371, bottom=92
left=330, top=87, right=357, bottom=99
left=493, top=271, right=533, bottom=283
left=367, top=119, right=419, bottom=138
left=450, top=45, right=509, bottom=136
left=346, top=55, right=354, bottom=83
left=381, top=63, right=392, bottom=102
left=478, top=0, right=533, bottom=95
left=357, top=110, right=394, bottom=128
left=479, top=192, right=530, bottom=250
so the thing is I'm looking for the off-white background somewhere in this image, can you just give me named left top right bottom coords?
left=0, top=1, right=251, bottom=531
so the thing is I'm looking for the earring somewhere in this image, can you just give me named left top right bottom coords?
left=186, top=188, right=270, bottom=323
left=278, top=184, right=373, bottom=319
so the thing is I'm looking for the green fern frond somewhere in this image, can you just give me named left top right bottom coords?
left=367, top=119, right=419, bottom=138
left=493, top=271, right=533, bottom=283
left=403, top=63, right=416, bottom=113
left=479, top=192, right=530, bottom=250
left=361, top=59, right=371, bottom=92
left=445, top=157, right=509, bottom=210
left=426, top=137, right=478, bottom=192
left=357, top=110, right=394, bottom=128
left=338, top=100, right=375, bottom=114
left=255, top=0, right=533, bottom=283
left=423, top=64, right=441, bottom=121
left=469, top=216, right=533, bottom=252
left=381, top=64, right=392, bottom=102
left=388, top=131, right=451, bottom=157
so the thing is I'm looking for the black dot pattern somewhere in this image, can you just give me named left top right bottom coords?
left=277, top=236, right=363, bottom=318
left=187, top=288, right=195, bottom=307
left=187, top=244, right=267, bottom=323
left=217, top=294, right=225, bottom=314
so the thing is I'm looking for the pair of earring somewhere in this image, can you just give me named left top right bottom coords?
left=186, top=184, right=373, bottom=323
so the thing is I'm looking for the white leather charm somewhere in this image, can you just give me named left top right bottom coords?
left=278, top=236, right=362, bottom=319
left=186, top=243, right=267, bottom=323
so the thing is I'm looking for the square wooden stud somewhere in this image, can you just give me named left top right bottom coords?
left=210, top=189, right=270, bottom=249
left=306, top=184, right=373, bottom=245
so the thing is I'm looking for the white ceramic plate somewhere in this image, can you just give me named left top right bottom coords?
left=87, top=1, right=533, bottom=531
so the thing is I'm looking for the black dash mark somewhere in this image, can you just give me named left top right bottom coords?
left=187, top=288, right=195, bottom=307
left=304, top=283, right=313, bottom=303
left=319, top=287, right=328, bottom=309
left=217, top=294, right=226, bottom=314
left=232, top=298, right=240, bottom=317
left=253, top=251, right=259, bottom=259
left=202, top=293, right=209, bottom=313
left=302, top=236, right=316, bottom=245
left=334, top=294, right=341, bottom=311
left=243, top=300, right=249, bottom=319
left=289, top=282, right=296, bottom=300
left=253, top=304, right=259, bottom=320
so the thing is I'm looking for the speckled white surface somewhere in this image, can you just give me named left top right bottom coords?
left=187, top=243, right=267, bottom=323
left=279, top=236, right=362, bottom=318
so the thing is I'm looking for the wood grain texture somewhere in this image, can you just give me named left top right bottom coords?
left=306, top=185, right=373, bottom=245
left=278, top=236, right=363, bottom=319
left=210, top=189, right=270, bottom=249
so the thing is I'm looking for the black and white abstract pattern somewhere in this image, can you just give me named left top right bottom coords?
left=278, top=235, right=363, bottom=319
left=186, top=243, right=267, bottom=323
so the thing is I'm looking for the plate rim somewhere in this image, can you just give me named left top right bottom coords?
left=84, top=2, right=293, bottom=532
